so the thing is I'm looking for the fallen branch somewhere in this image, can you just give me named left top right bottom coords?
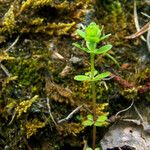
left=111, top=73, right=134, bottom=88
left=112, top=73, right=150, bottom=93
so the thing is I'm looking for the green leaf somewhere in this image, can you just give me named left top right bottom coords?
left=86, top=41, right=97, bottom=51
left=76, top=29, right=86, bottom=38
left=85, top=36, right=100, bottom=43
left=85, top=22, right=101, bottom=38
left=93, top=72, right=111, bottom=81
left=95, top=148, right=101, bottom=150
left=85, top=70, right=98, bottom=77
left=99, top=34, right=111, bottom=42
left=86, top=147, right=92, bottom=150
left=94, top=114, right=108, bottom=127
left=94, top=44, right=112, bottom=54
left=74, top=75, right=90, bottom=81
left=82, top=120, right=94, bottom=126
left=73, top=43, right=89, bottom=53
left=86, top=147, right=100, bottom=150
left=87, top=114, right=93, bottom=121
left=96, top=115, right=107, bottom=122
left=94, top=122, right=103, bottom=127
left=105, top=53, right=120, bottom=67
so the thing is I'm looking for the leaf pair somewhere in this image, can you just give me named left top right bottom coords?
left=73, top=43, right=112, bottom=55
left=82, top=114, right=108, bottom=127
left=86, top=147, right=101, bottom=150
left=74, top=71, right=111, bottom=82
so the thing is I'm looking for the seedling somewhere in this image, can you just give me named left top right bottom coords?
left=73, top=22, right=113, bottom=150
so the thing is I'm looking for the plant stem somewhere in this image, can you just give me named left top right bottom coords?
left=90, top=53, right=96, bottom=150
left=92, top=81, right=96, bottom=150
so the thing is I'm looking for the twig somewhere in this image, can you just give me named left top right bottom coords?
left=0, top=63, right=12, bottom=77
left=133, top=105, right=144, bottom=122
left=23, top=137, right=32, bottom=150
left=83, top=139, right=87, bottom=150
left=125, top=21, right=150, bottom=39
left=112, top=73, right=134, bottom=88
left=115, top=100, right=134, bottom=118
left=83, top=104, right=93, bottom=114
left=5, top=35, right=20, bottom=52
left=147, top=28, right=150, bottom=52
left=104, top=74, right=115, bottom=80
left=8, top=111, right=16, bottom=125
left=46, top=97, right=57, bottom=126
left=133, top=0, right=146, bottom=41
left=141, top=12, right=150, bottom=18
left=57, top=105, right=83, bottom=124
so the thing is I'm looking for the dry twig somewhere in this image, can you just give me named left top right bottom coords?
left=57, top=105, right=83, bottom=123
left=83, top=139, right=87, bottom=150
left=125, top=21, right=150, bottom=39
left=147, top=28, right=150, bottom=52
left=141, top=12, right=150, bottom=18
left=133, top=0, right=146, bottom=41
left=5, top=36, right=20, bottom=52
left=46, top=97, right=57, bottom=126
left=23, top=137, right=32, bottom=150
left=0, top=63, right=12, bottom=77
left=115, top=100, right=134, bottom=118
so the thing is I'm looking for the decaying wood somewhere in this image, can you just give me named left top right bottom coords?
left=112, top=73, right=150, bottom=93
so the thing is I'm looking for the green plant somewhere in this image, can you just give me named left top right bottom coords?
left=73, top=22, right=112, bottom=150
left=86, top=147, right=101, bottom=150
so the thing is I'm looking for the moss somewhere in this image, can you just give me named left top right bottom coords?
left=20, top=0, right=53, bottom=13
left=120, top=87, right=138, bottom=100
left=0, top=0, right=91, bottom=37
left=15, top=95, right=39, bottom=118
left=2, top=76, right=18, bottom=88
left=30, top=17, right=44, bottom=25
left=0, top=52, right=14, bottom=62
left=0, top=0, right=149, bottom=149
left=33, top=22, right=76, bottom=35
left=60, top=122, right=84, bottom=136
left=1, top=5, right=16, bottom=35
left=25, top=118, right=46, bottom=139
left=8, top=58, right=46, bottom=87
left=96, top=0, right=128, bottom=46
